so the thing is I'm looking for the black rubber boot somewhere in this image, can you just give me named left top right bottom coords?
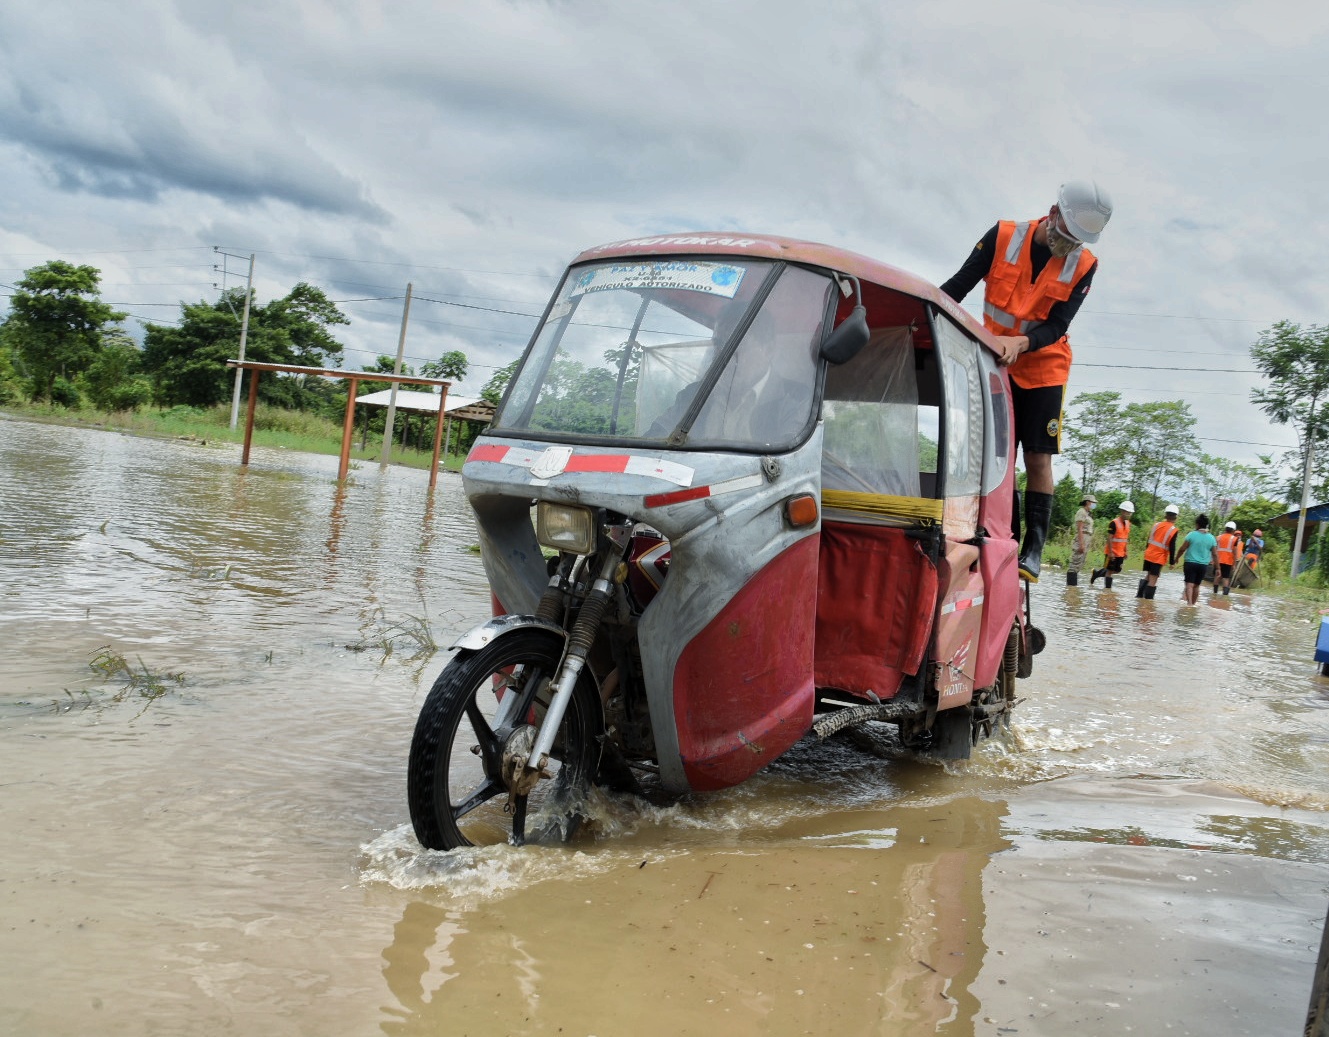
left=1089, top=567, right=1104, bottom=586
left=1144, top=585, right=1157, bottom=599
left=1066, top=570, right=1078, bottom=586
left=1104, top=575, right=1114, bottom=589
left=1223, top=586, right=1230, bottom=595
left=1018, top=491, right=1054, bottom=583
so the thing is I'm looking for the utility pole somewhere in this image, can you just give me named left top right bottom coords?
left=380, top=283, right=412, bottom=471
left=214, top=249, right=256, bottom=431
left=1291, top=428, right=1316, bottom=580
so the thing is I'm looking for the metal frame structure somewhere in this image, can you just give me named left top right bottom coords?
left=224, top=360, right=451, bottom=486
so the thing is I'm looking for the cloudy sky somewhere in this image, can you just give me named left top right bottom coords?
left=2, top=0, right=1325, bottom=488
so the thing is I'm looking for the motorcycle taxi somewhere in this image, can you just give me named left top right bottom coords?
left=408, top=233, right=1043, bottom=851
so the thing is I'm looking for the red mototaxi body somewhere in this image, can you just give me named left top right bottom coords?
left=482, top=233, right=1021, bottom=791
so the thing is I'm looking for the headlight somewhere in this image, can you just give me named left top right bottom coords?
left=536, top=502, right=596, bottom=555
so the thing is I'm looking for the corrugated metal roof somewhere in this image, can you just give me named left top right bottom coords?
left=357, top=389, right=479, bottom=413
left=1271, top=503, right=1329, bottom=526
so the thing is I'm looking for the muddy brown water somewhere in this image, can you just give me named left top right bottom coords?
left=1, top=416, right=1327, bottom=1036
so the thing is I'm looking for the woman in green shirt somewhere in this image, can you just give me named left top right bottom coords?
left=1172, top=513, right=1219, bottom=605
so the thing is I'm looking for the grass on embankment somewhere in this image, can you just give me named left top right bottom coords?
left=1, top=401, right=469, bottom=473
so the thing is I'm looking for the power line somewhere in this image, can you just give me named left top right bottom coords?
left=1081, top=308, right=1263, bottom=323
left=1078, top=363, right=1259, bottom=373
left=1198, top=436, right=1295, bottom=449
left=212, top=246, right=557, bottom=278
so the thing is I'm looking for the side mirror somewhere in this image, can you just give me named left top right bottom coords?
left=820, top=305, right=869, bottom=364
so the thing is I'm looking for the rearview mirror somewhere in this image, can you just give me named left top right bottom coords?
left=820, top=305, right=869, bottom=364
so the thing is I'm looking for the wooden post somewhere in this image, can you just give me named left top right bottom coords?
left=429, top=388, right=448, bottom=489
left=241, top=369, right=260, bottom=466
left=339, top=377, right=359, bottom=481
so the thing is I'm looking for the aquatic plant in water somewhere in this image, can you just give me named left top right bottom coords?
left=65, top=646, right=188, bottom=716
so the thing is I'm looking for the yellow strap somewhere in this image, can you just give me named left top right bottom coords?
left=821, top=489, right=943, bottom=522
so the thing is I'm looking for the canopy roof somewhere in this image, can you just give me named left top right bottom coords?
left=357, top=390, right=494, bottom=422
left=569, top=231, right=997, bottom=353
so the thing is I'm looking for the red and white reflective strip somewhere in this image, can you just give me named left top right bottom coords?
left=643, top=473, right=765, bottom=508
left=939, top=594, right=985, bottom=616
left=467, top=443, right=694, bottom=487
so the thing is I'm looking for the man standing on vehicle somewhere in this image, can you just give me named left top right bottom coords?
left=940, top=180, right=1113, bottom=583
left=1067, top=492, right=1097, bottom=585
left=1138, top=503, right=1180, bottom=599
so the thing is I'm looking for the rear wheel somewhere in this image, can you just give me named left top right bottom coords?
left=407, top=629, right=602, bottom=851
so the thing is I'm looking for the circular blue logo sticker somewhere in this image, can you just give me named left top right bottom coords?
left=711, top=266, right=738, bottom=287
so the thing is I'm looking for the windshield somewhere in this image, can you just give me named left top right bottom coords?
left=493, top=258, right=831, bottom=451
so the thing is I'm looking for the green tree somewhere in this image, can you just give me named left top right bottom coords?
left=1064, top=391, right=1129, bottom=494
left=481, top=359, right=520, bottom=404
left=1250, top=320, right=1329, bottom=503
left=1051, top=472, right=1082, bottom=532
left=141, top=283, right=348, bottom=408
left=82, top=328, right=152, bottom=412
left=1115, top=400, right=1200, bottom=514
left=0, top=329, right=23, bottom=404
left=422, top=351, right=469, bottom=381
left=1181, top=453, right=1262, bottom=514
left=3, top=261, right=126, bottom=401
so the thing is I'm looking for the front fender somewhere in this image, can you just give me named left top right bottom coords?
left=449, top=614, right=568, bottom=651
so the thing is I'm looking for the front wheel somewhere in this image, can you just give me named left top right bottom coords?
left=407, top=629, right=603, bottom=851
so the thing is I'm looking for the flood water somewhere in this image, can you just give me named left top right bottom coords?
left=1, top=415, right=1326, bottom=1036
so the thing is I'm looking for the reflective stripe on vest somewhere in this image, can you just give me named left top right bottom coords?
left=1217, top=533, right=1239, bottom=565
left=983, top=300, right=1030, bottom=332
left=983, top=219, right=1096, bottom=389
left=1144, top=520, right=1175, bottom=564
left=1109, top=518, right=1130, bottom=557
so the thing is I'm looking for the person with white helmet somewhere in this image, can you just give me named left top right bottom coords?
left=1090, top=499, right=1133, bottom=588
left=1175, top=513, right=1219, bottom=606
left=940, top=180, right=1113, bottom=584
left=1215, top=520, right=1243, bottom=595
left=1067, top=491, right=1097, bottom=585
left=1138, top=504, right=1181, bottom=599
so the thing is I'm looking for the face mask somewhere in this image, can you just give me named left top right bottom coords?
left=1046, top=220, right=1079, bottom=257
left=1087, top=503, right=1096, bottom=511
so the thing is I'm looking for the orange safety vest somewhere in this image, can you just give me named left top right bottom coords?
left=1216, top=532, right=1240, bottom=565
left=984, top=218, right=1098, bottom=389
left=1106, top=516, right=1131, bottom=558
left=1143, top=520, right=1177, bottom=565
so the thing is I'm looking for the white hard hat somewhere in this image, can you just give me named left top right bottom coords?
left=1225, top=520, right=1237, bottom=530
left=1057, top=180, right=1113, bottom=244
left=1119, top=500, right=1135, bottom=513
left=1165, top=504, right=1179, bottom=514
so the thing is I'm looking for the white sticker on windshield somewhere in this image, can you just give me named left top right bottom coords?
left=568, top=261, right=745, bottom=299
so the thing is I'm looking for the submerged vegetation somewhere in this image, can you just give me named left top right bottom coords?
left=348, top=608, right=440, bottom=662
left=49, top=647, right=189, bottom=717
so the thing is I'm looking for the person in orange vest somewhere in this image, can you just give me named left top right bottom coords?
left=1090, top=499, right=1134, bottom=588
left=941, top=180, right=1112, bottom=584
left=1137, top=503, right=1180, bottom=599
left=1215, top=520, right=1243, bottom=595
left=1243, top=528, right=1265, bottom=571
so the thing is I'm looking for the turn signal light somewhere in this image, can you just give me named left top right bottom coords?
left=785, top=493, right=819, bottom=528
